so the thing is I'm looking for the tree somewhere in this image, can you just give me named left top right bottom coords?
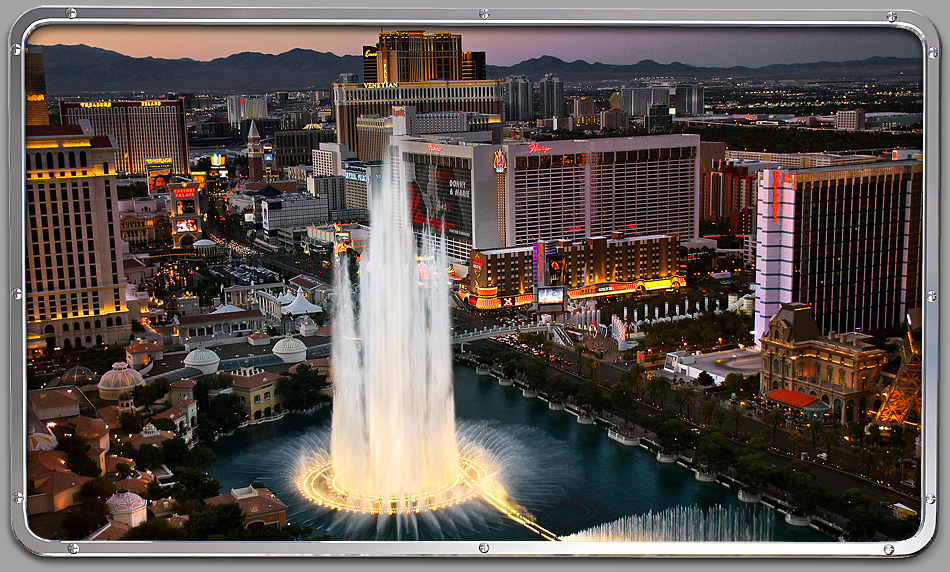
left=188, top=446, right=218, bottom=472
left=150, top=417, right=177, bottom=432
left=134, top=443, right=165, bottom=470
left=839, top=488, right=870, bottom=517
left=575, top=379, right=603, bottom=415
left=162, top=437, right=191, bottom=470
left=625, top=363, right=646, bottom=398
left=121, top=518, right=189, bottom=541
left=610, top=381, right=636, bottom=421
left=727, top=406, right=746, bottom=437
left=183, top=502, right=246, bottom=541
left=734, top=450, right=774, bottom=494
left=54, top=433, right=100, bottom=477
left=587, top=358, right=601, bottom=380
left=700, top=400, right=717, bottom=426
left=114, top=462, right=135, bottom=480
left=656, top=418, right=689, bottom=454
left=169, top=471, right=221, bottom=504
left=695, top=426, right=734, bottom=473
left=764, top=409, right=786, bottom=445
left=821, top=423, right=842, bottom=461
left=711, top=405, right=728, bottom=428
left=60, top=498, right=110, bottom=540
left=674, top=386, right=697, bottom=420
left=119, top=411, right=143, bottom=433
left=648, top=375, right=672, bottom=408
left=808, top=422, right=825, bottom=455
left=695, top=371, right=715, bottom=388
left=788, top=429, right=803, bottom=456
left=786, top=470, right=823, bottom=514
left=81, top=477, right=117, bottom=502
left=278, top=364, right=330, bottom=411
left=857, top=448, right=878, bottom=478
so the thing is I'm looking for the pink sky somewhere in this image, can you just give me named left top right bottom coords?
left=28, top=24, right=921, bottom=68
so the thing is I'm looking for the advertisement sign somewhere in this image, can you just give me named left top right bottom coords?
left=175, top=220, right=199, bottom=232
left=210, top=153, right=226, bottom=167
left=146, top=158, right=174, bottom=192
left=406, top=160, right=472, bottom=241
left=537, top=287, right=564, bottom=305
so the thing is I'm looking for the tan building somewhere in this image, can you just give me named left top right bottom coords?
left=759, top=302, right=886, bottom=423
left=229, top=363, right=284, bottom=421
left=204, top=485, right=287, bottom=529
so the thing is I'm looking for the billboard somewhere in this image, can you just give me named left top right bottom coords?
left=210, top=153, right=226, bottom=167
left=537, top=287, right=564, bottom=305
left=146, top=158, right=173, bottom=192
left=175, top=219, right=199, bottom=232
left=405, top=157, right=473, bottom=243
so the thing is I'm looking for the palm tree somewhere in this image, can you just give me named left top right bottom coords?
left=727, top=406, right=745, bottom=437
left=588, top=359, right=600, bottom=380
left=674, top=387, right=697, bottom=421
left=574, top=344, right=586, bottom=375
left=808, top=422, right=825, bottom=455
left=648, top=375, right=672, bottom=408
left=764, top=409, right=786, bottom=445
left=711, top=405, right=728, bottom=428
left=788, top=429, right=803, bottom=456
left=857, top=449, right=877, bottom=479
left=821, top=423, right=842, bottom=461
left=700, top=400, right=717, bottom=426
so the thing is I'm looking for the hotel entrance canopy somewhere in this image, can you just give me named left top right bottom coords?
left=762, top=388, right=831, bottom=418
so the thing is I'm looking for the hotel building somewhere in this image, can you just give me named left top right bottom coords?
left=753, top=161, right=923, bottom=342
left=467, top=233, right=683, bottom=310
left=700, top=159, right=779, bottom=235
left=60, top=99, right=189, bottom=176
left=24, top=123, right=132, bottom=350
left=759, top=302, right=886, bottom=423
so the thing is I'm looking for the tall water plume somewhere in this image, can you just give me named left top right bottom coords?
left=329, top=162, right=459, bottom=506
left=564, top=504, right=775, bottom=542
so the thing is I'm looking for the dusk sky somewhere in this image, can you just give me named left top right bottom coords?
left=29, top=24, right=922, bottom=68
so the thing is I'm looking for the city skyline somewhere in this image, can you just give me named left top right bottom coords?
left=28, top=24, right=922, bottom=69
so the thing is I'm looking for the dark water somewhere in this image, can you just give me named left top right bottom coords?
left=207, top=364, right=829, bottom=542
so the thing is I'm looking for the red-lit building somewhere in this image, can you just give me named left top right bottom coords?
left=700, top=159, right=778, bottom=235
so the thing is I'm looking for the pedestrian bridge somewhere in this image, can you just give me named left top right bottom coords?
left=451, top=322, right=548, bottom=343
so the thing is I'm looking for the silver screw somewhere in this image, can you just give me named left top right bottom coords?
left=884, top=544, right=895, bottom=555
left=926, top=493, right=936, bottom=504
left=929, top=47, right=939, bottom=59
left=10, top=43, right=21, bottom=56
left=11, top=288, right=23, bottom=300
left=67, top=543, right=80, bottom=555
left=479, top=9, right=490, bottom=20
left=886, top=12, right=898, bottom=23
left=12, top=492, right=24, bottom=504
left=478, top=542, right=490, bottom=553
left=927, top=290, right=937, bottom=302
left=66, top=8, right=78, bottom=19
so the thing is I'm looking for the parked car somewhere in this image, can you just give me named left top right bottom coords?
left=901, top=479, right=917, bottom=488
left=817, top=453, right=828, bottom=461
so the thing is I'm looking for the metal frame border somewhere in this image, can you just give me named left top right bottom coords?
left=6, top=6, right=940, bottom=558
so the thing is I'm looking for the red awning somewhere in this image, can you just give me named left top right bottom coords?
left=764, top=388, right=819, bottom=409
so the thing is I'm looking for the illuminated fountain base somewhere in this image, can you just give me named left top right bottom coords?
left=297, top=455, right=492, bottom=515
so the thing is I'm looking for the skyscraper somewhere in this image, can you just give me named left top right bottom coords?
left=247, top=120, right=264, bottom=181
left=538, top=73, right=565, bottom=119
left=622, top=86, right=671, bottom=117
left=24, top=45, right=49, bottom=127
left=673, top=84, right=705, bottom=116
left=753, top=161, right=923, bottom=342
left=503, top=75, right=534, bottom=121
left=60, top=99, right=190, bottom=175
left=24, top=122, right=131, bottom=350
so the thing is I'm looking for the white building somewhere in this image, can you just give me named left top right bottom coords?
left=261, top=193, right=330, bottom=237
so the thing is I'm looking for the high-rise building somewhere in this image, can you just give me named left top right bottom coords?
left=362, top=45, right=379, bottom=84
left=600, top=108, right=627, bottom=130
left=673, top=84, right=705, bottom=116
left=261, top=194, right=330, bottom=236
left=60, top=99, right=190, bottom=175
left=835, top=109, right=867, bottom=131
left=24, top=45, right=49, bottom=127
left=374, top=30, right=463, bottom=83
left=307, top=175, right=348, bottom=211
left=461, top=51, right=487, bottom=81
left=247, top=120, right=264, bottom=181
left=332, top=81, right=504, bottom=158
left=700, top=159, right=779, bottom=235
left=622, top=86, right=670, bottom=118
left=273, top=127, right=336, bottom=167
left=312, top=142, right=355, bottom=177
left=24, top=122, right=132, bottom=350
left=503, top=75, right=534, bottom=121
left=538, top=73, right=565, bottom=119
left=645, top=103, right=673, bottom=132
left=227, top=95, right=268, bottom=127
left=573, top=97, right=594, bottom=118
left=753, top=161, right=923, bottom=342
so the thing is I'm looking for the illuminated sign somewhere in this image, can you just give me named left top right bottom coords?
left=364, top=82, right=398, bottom=89
left=428, top=143, right=443, bottom=154
left=264, top=154, right=274, bottom=162
left=493, top=149, right=507, bottom=173
left=173, top=188, right=197, bottom=199
left=146, top=158, right=174, bottom=165
left=210, top=154, right=226, bottom=167
left=597, top=285, right=613, bottom=293
left=345, top=171, right=369, bottom=183
left=771, top=171, right=782, bottom=222
left=80, top=101, right=111, bottom=108
left=393, top=107, right=406, bottom=117
left=26, top=94, right=45, bottom=102
left=174, top=220, right=199, bottom=232
left=472, top=253, right=483, bottom=269
left=140, top=100, right=162, bottom=107
left=364, top=48, right=378, bottom=58
left=537, top=287, right=564, bottom=305
left=528, top=143, right=553, bottom=154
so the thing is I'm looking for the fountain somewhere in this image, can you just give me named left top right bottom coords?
left=564, top=504, right=775, bottom=542
left=295, top=163, right=526, bottom=536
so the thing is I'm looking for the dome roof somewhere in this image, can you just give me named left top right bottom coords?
left=62, top=365, right=96, bottom=385
left=106, top=489, right=147, bottom=514
left=98, top=362, right=145, bottom=390
left=184, top=346, right=220, bottom=367
left=193, top=239, right=217, bottom=247
left=272, top=334, right=306, bottom=354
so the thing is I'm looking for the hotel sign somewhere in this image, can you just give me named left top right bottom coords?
left=364, top=82, right=398, bottom=89
left=428, top=143, right=443, bottom=154
left=493, top=149, right=507, bottom=173
left=80, top=101, right=112, bottom=108
left=528, top=143, right=553, bottom=154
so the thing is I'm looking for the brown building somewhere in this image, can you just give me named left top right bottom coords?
left=24, top=45, right=49, bottom=126
left=700, top=159, right=776, bottom=235
left=204, top=485, right=287, bottom=529
left=467, top=232, right=683, bottom=310
left=759, top=302, right=886, bottom=423
left=119, top=212, right=172, bottom=248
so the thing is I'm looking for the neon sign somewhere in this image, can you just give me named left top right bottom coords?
left=528, top=143, right=553, bottom=154
left=428, top=143, right=443, bottom=154
left=27, top=94, right=45, bottom=102
left=771, top=171, right=782, bottom=222
left=80, top=102, right=111, bottom=108
left=493, top=149, right=507, bottom=173
left=173, top=188, right=197, bottom=199
left=140, top=101, right=162, bottom=107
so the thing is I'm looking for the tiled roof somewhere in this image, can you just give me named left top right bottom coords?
left=28, top=389, right=80, bottom=411
left=176, top=309, right=264, bottom=326
left=230, top=371, right=281, bottom=390
left=125, top=341, right=164, bottom=354
left=204, top=487, right=287, bottom=517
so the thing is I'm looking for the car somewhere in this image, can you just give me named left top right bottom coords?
left=901, top=479, right=916, bottom=488
left=816, top=453, right=828, bottom=461
left=879, top=501, right=892, bottom=508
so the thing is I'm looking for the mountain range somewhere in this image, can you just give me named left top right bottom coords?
left=37, top=44, right=921, bottom=95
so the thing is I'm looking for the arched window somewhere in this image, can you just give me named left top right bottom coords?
left=116, top=317, right=123, bottom=326
left=44, top=324, right=54, bottom=334
left=75, top=337, right=82, bottom=348
left=46, top=152, right=54, bottom=169
left=68, top=151, right=77, bottom=168
left=63, top=323, right=70, bottom=332
left=102, top=162, right=109, bottom=174
left=85, top=336, right=92, bottom=344
left=96, top=335, right=103, bottom=345
left=57, top=152, right=65, bottom=169
left=846, top=399, right=854, bottom=422
left=95, top=319, right=101, bottom=328
left=73, top=322, right=80, bottom=331
left=106, top=317, right=114, bottom=327
left=35, top=153, right=43, bottom=169
left=84, top=321, right=91, bottom=329
left=25, top=154, right=31, bottom=170
left=79, top=151, right=87, bottom=167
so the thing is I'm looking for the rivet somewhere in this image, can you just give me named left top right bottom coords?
left=884, top=544, right=895, bottom=555
left=479, top=9, right=491, bottom=20
left=927, top=290, right=937, bottom=302
left=886, top=12, right=898, bottom=23
left=10, top=43, right=22, bottom=56
left=926, top=493, right=936, bottom=504
left=66, top=8, right=78, bottom=19
left=11, top=288, right=23, bottom=300
left=12, top=492, right=24, bottom=504
left=478, top=542, right=490, bottom=553
left=929, top=47, right=939, bottom=59
left=67, top=543, right=80, bottom=554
